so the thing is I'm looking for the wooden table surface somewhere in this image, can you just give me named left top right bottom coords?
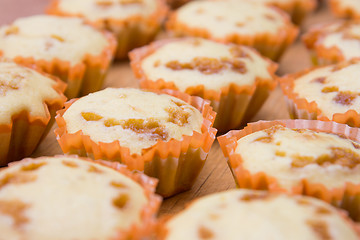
left=1, top=0, right=336, bottom=216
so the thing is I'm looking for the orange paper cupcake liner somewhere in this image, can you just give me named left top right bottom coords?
left=166, top=8, right=298, bottom=61
left=268, top=0, right=317, bottom=25
left=279, top=62, right=360, bottom=127
left=0, top=30, right=116, bottom=99
left=218, top=119, right=360, bottom=221
left=47, top=0, right=168, bottom=59
left=129, top=38, right=278, bottom=132
left=329, top=0, right=360, bottom=19
left=0, top=68, right=66, bottom=166
left=54, top=89, right=217, bottom=197
left=302, top=21, right=357, bottom=65
left=8, top=155, right=162, bottom=240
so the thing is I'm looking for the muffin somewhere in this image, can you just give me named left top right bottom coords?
left=0, top=59, right=66, bottom=166
left=54, top=88, right=217, bottom=197
left=279, top=59, right=360, bottom=127
left=329, top=0, right=360, bottom=19
left=130, top=38, right=278, bottom=132
left=159, top=189, right=360, bottom=240
left=47, top=0, right=168, bottom=59
left=303, top=20, right=360, bottom=65
left=166, top=0, right=299, bottom=61
left=251, top=0, right=317, bottom=25
left=218, top=119, right=360, bottom=220
left=0, top=155, right=161, bottom=240
left=0, top=15, right=116, bottom=98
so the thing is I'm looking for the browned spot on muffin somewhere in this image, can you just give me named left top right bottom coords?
left=235, top=22, right=244, bottom=27
left=21, top=162, right=47, bottom=171
left=166, top=56, right=248, bottom=75
left=193, top=57, right=226, bottom=74
left=120, top=0, right=143, bottom=4
left=312, top=77, right=326, bottom=84
left=209, top=213, right=219, bottom=220
left=110, top=181, right=127, bottom=188
left=113, top=193, right=129, bottom=209
left=196, top=8, right=204, bottom=14
left=315, top=206, right=331, bottom=215
left=121, top=118, right=168, bottom=140
left=96, top=0, right=113, bottom=6
left=333, top=91, right=356, bottom=105
left=104, top=118, right=122, bottom=127
left=307, top=220, right=331, bottom=240
left=153, top=60, right=161, bottom=67
left=0, top=173, right=37, bottom=190
left=88, top=165, right=103, bottom=174
left=275, top=151, right=286, bottom=157
left=264, top=14, right=276, bottom=21
left=198, top=226, right=214, bottom=239
left=254, top=136, right=273, bottom=143
left=0, top=200, right=30, bottom=227
left=297, top=198, right=310, bottom=205
left=321, top=86, right=339, bottom=93
left=166, top=107, right=190, bottom=127
left=229, top=46, right=250, bottom=59
left=229, top=59, right=247, bottom=74
left=81, top=112, right=103, bottom=121
left=50, top=34, right=64, bottom=42
left=0, top=80, right=20, bottom=96
left=5, top=26, right=19, bottom=36
left=240, top=192, right=270, bottom=202
left=352, top=142, right=360, bottom=149
left=62, top=160, right=78, bottom=168
left=292, top=147, right=360, bottom=169
left=293, top=129, right=318, bottom=140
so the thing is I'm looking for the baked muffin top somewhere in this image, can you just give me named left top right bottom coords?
left=163, top=189, right=359, bottom=240
left=0, top=155, right=148, bottom=240
left=304, top=20, right=360, bottom=61
left=236, top=125, right=360, bottom=190
left=138, top=38, right=275, bottom=91
left=0, top=15, right=109, bottom=66
left=62, top=88, right=203, bottom=155
left=55, top=0, right=159, bottom=21
left=0, top=60, right=63, bottom=124
left=331, top=0, right=360, bottom=15
left=290, top=61, right=360, bottom=119
left=171, top=0, right=292, bottom=38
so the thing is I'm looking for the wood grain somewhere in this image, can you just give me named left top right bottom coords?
left=0, top=1, right=336, bottom=216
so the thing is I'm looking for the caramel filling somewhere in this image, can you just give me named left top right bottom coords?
left=165, top=57, right=247, bottom=75
left=0, top=173, right=37, bottom=190
left=0, top=200, right=30, bottom=227
left=306, top=220, right=331, bottom=240
left=21, top=162, right=47, bottom=172
left=239, top=193, right=270, bottom=202
left=62, top=160, right=78, bottom=168
left=333, top=91, right=356, bottom=105
left=113, top=193, right=129, bottom=209
left=198, top=226, right=214, bottom=239
left=291, top=147, right=360, bottom=169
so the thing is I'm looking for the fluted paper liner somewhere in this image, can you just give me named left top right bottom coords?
left=279, top=61, right=360, bottom=127
left=55, top=89, right=217, bottom=197
left=218, top=119, right=360, bottom=221
left=166, top=6, right=298, bottom=61
left=302, top=21, right=360, bottom=65
left=0, top=66, right=66, bottom=166
left=269, top=0, right=317, bottom=25
left=7, top=155, right=161, bottom=240
left=0, top=29, right=116, bottom=99
left=329, top=0, right=360, bottom=19
left=47, top=0, right=168, bottom=59
left=129, top=38, right=278, bottom=132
